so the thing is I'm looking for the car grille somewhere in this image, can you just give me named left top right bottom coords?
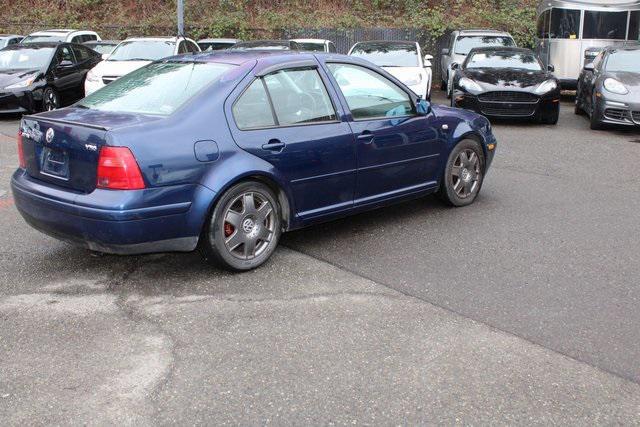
left=478, top=91, right=539, bottom=103
left=101, top=76, right=119, bottom=85
left=604, top=108, right=630, bottom=122
left=632, top=111, right=640, bottom=124
left=480, top=103, right=538, bottom=117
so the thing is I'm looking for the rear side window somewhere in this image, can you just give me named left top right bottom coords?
left=72, top=45, right=91, bottom=62
left=630, top=11, right=640, bottom=41
left=328, top=42, right=337, bottom=53
left=186, top=40, right=199, bottom=52
left=233, top=80, right=276, bottom=129
left=233, top=68, right=337, bottom=129
left=56, top=46, right=76, bottom=64
left=327, top=63, right=412, bottom=120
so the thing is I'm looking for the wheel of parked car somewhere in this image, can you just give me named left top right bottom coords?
left=42, top=87, right=60, bottom=111
left=541, top=104, right=559, bottom=125
left=438, top=139, right=485, bottom=207
left=589, top=94, right=603, bottom=130
left=201, top=181, right=281, bottom=271
left=574, top=99, right=584, bottom=116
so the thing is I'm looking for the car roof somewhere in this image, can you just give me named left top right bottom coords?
left=2, top=42, right=62, bottom=49
left=28, top=29, right=97, bottom=36
left=457, top=29, right=512, bottom=37
left=0, top=34, right=23, bottom=38
left=84, top=40, right=120, bottom=45
left=121, top=36, right=189, bottom=43
left=353, top=40, right=418, bottom=46
left=467, top=46, right=533, bottom=54
left=605, top=44, right=640, bottom=52
left=198, top=38, right=239, bottom=43
left=290, top=38, right=330, bottom=43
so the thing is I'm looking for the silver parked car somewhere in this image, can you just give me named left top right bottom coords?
left=575, top=44, right=640, bottom=129
left=440, top=29, right=516, bottom=97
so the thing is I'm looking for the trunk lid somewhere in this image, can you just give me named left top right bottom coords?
left=20, top=108, right=162, bottom=193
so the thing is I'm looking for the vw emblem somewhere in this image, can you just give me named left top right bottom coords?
left=45, top=128, right=55, bottom=144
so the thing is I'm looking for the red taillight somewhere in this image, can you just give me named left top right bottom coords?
left=96, top=146, right=145, bottom=190
left=17, top=130, right=26, bottom=169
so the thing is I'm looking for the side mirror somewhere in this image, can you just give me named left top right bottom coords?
left=423, top=54, right=433, bottom=67
left=451, top=62, right=460, bottom=70
left=416, top=99, right=431, bottom=116
left=547, top=64, right=555, bottom=72
left=58, top=60, right=74, bottom=68
left=101, top=53, right=110, bottom=60
left=584, top=62, right=595, bottom=72
left=441, top=48, right=449, bottom=56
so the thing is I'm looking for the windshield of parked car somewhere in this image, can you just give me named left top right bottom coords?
left=465, top=51, right=542, bottom=71
left=604, top=50, right=640, bottom=73
left=454, top=36, right=515, bottom=55
left=21, top=35, right=65, bottom=43
left=0, top=47, right=54, bottom=70
left=77, top=61, right=235, bottom=115
left=350, top=43, right=419, bottom=67
left=108, top=40, right=175, bottom=61
left=295, top=42, right=326, bottom=52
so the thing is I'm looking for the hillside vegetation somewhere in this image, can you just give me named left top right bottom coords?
left=1, top=0, right=539, bottom=46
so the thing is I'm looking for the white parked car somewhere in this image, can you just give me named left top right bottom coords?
left=348, top=40, right=433, bottom=100
left=197, top=38, right=240, bottom=51
left=21, top=29, right=101, bottom=44
left=290, top=38, right=337, bottom=53
left=84, top=36, right=200, bottom=95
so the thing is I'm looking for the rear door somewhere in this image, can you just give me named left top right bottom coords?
left=227, top=63, right=357, bottom=219
left=324, top=62, right=440, bottom=205
left=21, top=117, right=108, bottom=192
left=51, top=44, right=82, bottom=105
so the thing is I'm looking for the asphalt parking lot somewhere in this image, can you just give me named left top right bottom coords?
left=1, top=93, right=639, bottom=424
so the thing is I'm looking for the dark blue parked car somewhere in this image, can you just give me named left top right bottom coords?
left=11, top=51, right=497, bottom=271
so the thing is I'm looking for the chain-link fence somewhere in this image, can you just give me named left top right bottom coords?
left=0, top=22, right=450, bottom=83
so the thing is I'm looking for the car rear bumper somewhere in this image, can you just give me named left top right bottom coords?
left=11, top=169, right=216, bottom=255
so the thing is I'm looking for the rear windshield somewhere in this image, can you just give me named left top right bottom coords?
left=199, top=42, right=235, bottom=51
left=350, top=43, right=418, bottom=67
left=454, top=36, right=515, bottom=55
left=465, top=51, right=542, bottom=71
left=0, top=47, right=54, bottom=69
left=108, top=40, right=175, bottom=61
left=77, top=61, right=235, bottom=116
left=22, top=35, right=65, bottom=43
left=295, top=42, right=326, bottom=52
left=605, top=50, right=640, bottom=72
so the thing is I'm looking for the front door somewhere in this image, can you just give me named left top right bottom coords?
left=325, top=62, right=440, bottom=205
left=227, top=65, right=357, bottom=220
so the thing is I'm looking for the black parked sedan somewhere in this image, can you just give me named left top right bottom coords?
left=575, top=45, right=640, bottom=130
left=0, top=42, right=101, bottom=113
left=450, top=47, right=560, bottom=124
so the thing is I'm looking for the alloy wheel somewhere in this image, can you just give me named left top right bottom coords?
left=44, top=90, right=58, bottom=111
left=451, top=149, right=481, bottom=199
left=222, top=191, right=276, bottom=260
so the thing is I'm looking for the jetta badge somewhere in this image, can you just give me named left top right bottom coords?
left=45, top=128, right=55, bottom=144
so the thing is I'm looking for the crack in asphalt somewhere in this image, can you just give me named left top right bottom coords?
left=282, top=244, right=640, bottom=388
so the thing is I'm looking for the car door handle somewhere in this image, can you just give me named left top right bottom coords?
left=357, top=131, right=374, bottom=144
left=261, top=139, right=286, bottom=152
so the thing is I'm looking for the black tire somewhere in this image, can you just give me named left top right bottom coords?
left=589, top=95, right=603, bottom=130
left=200, top=181, right=281, bottom=271
left=574, top=101, right=584, bottom=115
left=438, top=139, right=485, bottom=207
left=42, top=87, right=60, bottom=112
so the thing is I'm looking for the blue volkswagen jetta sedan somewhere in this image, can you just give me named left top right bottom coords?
left=11, top=51, right=497, bottom=271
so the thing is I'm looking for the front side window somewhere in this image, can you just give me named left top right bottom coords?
left=233, top=68, right=337, bottom=129
left=78, top=61, right=234, bottom=116
left=327, top=63, right=412, bottom=120
left=56, top=46, right=76, bottom=64
left=108, top=40, right=176, bottom=61
left=465, top=51, right=542, bottom=71
left=454, top=36, right=515, bottom=55
left=350, top=42, right=419, bottom=67
left=550, top=8, right=580, bottom=39
left=583, top=11, right=628, bottom=40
